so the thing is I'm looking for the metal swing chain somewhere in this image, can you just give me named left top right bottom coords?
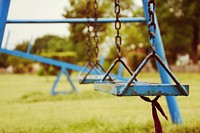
left=148, top=0, right=156, bottom=54
left=141, top=1, right=168, bottom=133
left=147, top=0, right=188, bottom=96
left=80, top=0, right=113, bottom=82
left=93, top=0, right=99, bottom=63
left=115, top=0, right=122, bottom=58
left=86, top=0, right=92, bottom=63
left=100, top=0, right=134, bottom=81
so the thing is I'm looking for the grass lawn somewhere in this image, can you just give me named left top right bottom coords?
left=0, top=73, right=199, bottom=133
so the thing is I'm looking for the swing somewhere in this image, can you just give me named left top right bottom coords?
left=94, top=0, right=189, bottom=97
left=94, top=1, right=189, bottom=132
left=78, top=0, right=113, bottom=84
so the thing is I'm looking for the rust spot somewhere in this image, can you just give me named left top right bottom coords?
left=156, top=91, right=162, bottom=96
left=131, top=91, right=138, bottom=95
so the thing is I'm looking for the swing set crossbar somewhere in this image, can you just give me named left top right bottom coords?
left=94, top=81, right=189, bottom=96
left=6, top=17, right=146, bottom=24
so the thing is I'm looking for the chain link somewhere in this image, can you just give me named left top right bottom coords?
left=93, top=0, right=99, bottom=62
left=115, top=0, right=122, bottom=58
left=86, top=0, right=92, bottom=63
left=148, top=0, right=156, bottom=52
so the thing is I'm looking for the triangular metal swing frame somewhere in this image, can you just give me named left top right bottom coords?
left=78, top=62, right=100, bottom=82
left=78, top=61, right=113, bottom=84
left=100, top=57, right=134, bottom=82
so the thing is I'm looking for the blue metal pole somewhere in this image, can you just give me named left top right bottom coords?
left=51, top=67, right=78, bottom=95
left=27, top=36, right=33, bottom=54
left=63, top=68, right=78, bottom=93
left=117, top=58, right=125, bottom=79
left=6, top=17, right=146, bottom=24
left=0, top=0, right=10, bottom=48
left=99, top=55, right=105, bottom=67
left=98, top=55, right=106, bottom=74
left=4, top=30, right=10, bottom=49
left=51, top=69, right=63, bottom=95
left=0, top=49, right=91, bottom=72
left=142, top=0, right=182, bottom=124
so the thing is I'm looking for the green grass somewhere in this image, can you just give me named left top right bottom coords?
left=0, top=73, right=199, bottom=133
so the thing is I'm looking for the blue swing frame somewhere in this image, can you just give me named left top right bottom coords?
left=0, top=0, right=188, bottom=124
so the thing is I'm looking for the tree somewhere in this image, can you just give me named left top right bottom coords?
left=6, top=41, right=34, bottom=73
left=31, top=34, right=77, bottom=75
left=63, top=0, right=148, bottom=67
left=156, top=0, right=200, bottom=64
left=0, top=41, right=34, bottom=72
left=182, top=0, right=200, bottom=64
left=32, top=35, right=72, bottom=54
left=15, top=41, right=29, bottom=52
left=63, top=1, right=111, bottom=62
left=0, top=53, right=9, bottom=68
left=3, top=35, right=77, bottom=74
left=64, top=0, right=200, bottom=69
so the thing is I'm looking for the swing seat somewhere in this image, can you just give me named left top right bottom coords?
left=94, top=81, right=189, bottom=96
left=79, top=75, right=114, bottom=84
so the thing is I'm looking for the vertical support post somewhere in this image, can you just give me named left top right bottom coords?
left=99, top=55, right=105, bottom=66
left=0, top=0, right=10, bottom=48
left=142, top=0, right=182, bottom=124
left=27, top=36, right=33, bottom=54
left=4, top=30, right=10, bottom=49
left=117, top=58, right=125, bottom=79
left=98, top=55, right=105, bottom=74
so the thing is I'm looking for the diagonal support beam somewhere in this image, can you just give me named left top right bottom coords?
left=51, top=67, right=78, bottom=95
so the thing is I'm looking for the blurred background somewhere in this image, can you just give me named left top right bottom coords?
left=0, top=0, right=199, bottom=133
left=0, top=0, right=199, bottom=75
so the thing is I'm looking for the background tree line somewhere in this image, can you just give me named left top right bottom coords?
left=0, top=0, right=199, bottom=74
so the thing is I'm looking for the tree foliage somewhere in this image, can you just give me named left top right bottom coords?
left=9, top=41, right=33, bottom=66
left=1, top=0, right=199, bottom=72
left=63, top=0, right=199, bottom=65
left=63, top=0, right=148, bottom=69
left=5, top=41, right=34, bottom=73
left=1, top=35, right=77, bottom=74
left=31, top=35, right=73, bottom=54
left=0, top=53, right=9, bottom=68
left=31, top=35, right=77, bottom=75
left=156, top=0, right=200, bottom=64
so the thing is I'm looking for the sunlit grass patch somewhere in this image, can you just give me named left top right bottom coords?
left=0, top=73, right=199, bottom=133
